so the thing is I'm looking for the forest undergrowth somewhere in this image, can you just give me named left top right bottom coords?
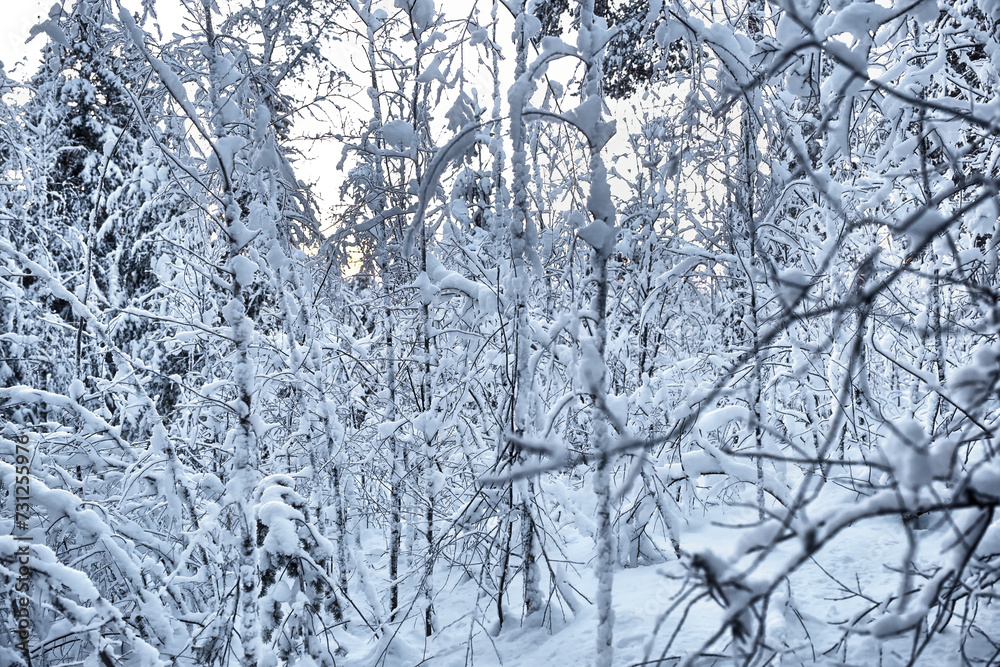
left=1, top=0, right=999, bottom=665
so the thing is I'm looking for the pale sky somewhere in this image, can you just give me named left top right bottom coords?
left=0, top=0, right=48, bottom=74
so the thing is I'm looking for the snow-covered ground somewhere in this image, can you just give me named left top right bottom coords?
left=333, top=497, right=996, bottom=666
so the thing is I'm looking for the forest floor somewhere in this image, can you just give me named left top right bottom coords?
left=332, top=489, right=997, bottom=667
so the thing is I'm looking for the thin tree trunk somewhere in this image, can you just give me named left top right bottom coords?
left=507, top=0, right=543, bottom=619
left=578, top=1, right=616, bottom=663
left=194, top=4, right=264, bottom=662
